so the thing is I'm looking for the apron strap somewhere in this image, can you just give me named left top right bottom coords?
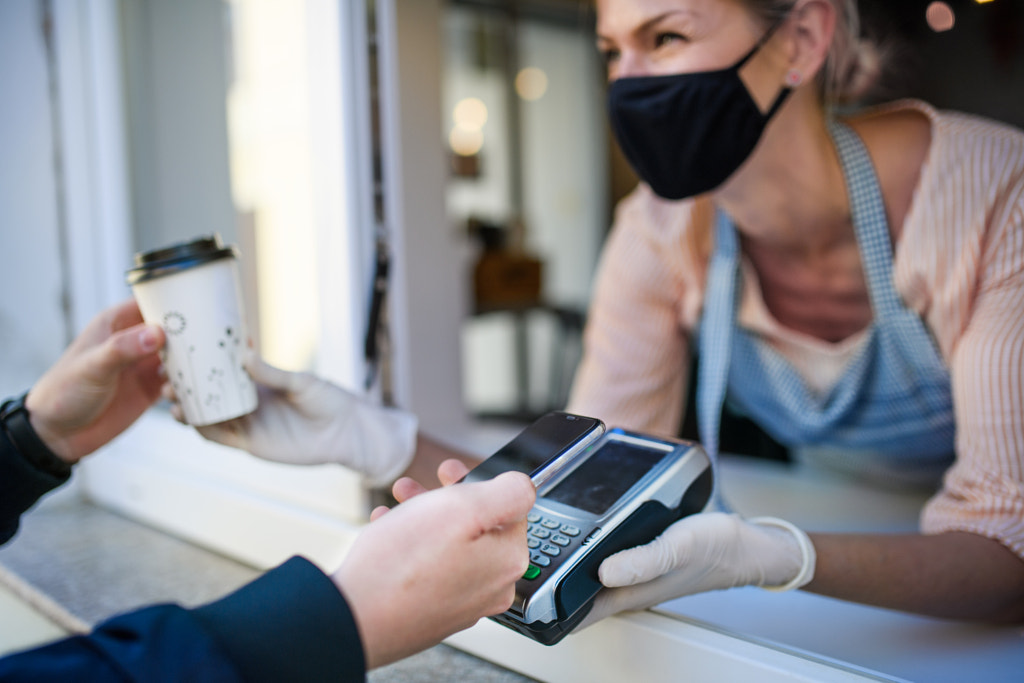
left=697, top=210, right=740, bottom=462
left=698, top=120, right=901, bottom=461
left=827, top=120, right=903, bottom=320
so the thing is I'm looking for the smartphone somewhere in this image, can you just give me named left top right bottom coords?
left=461, top=411, right=605, bottom=487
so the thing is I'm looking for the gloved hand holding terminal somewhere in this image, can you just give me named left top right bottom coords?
left=578, top=512, right=815, bottom=631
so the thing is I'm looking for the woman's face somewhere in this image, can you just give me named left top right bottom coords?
left=595, top=0, right=769, bottom=81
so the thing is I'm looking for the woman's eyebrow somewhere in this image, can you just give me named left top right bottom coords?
left=596, top=10, right=696, bottom=44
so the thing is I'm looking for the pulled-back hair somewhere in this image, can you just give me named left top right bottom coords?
left=744, top=0, right=884, bottom=105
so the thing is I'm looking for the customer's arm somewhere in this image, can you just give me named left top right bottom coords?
left=0, top=300, right=365, bottom=682
left=0, top=299, right=165, bottom=544
left=1, top=471, right=533, bottom=682
left=1, top=398, right=366, bottom=682
left=0, top=557, right=364, bottom=683
left=0, top=426, right=70, bottom=545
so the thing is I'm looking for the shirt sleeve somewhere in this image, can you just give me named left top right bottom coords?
left=566, top=187, right=710, bottom=437
left=921, top=157, right=1024, bottom=560
left=0, top=557, right=367, bottom=683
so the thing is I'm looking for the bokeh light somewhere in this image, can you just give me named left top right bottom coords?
left=453, top=97, right=488, bottom=131
left=515, top=66, right=549, bottom=101
left=926, top=2, right=956, bottom=32
left=449, top=126, right=484, bottom=156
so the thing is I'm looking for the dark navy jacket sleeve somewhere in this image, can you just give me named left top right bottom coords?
left=0, top=409, right=367, bottom=682
left=0, top=558, right=366, bottom=683
left=192, top=556, right=367, bottom=682
left=0, top=606, right=245, bottom=683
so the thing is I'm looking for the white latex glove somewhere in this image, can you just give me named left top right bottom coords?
left=174, top=352, right=418, bottom=486
left=576, top=512, right=815, bottom=631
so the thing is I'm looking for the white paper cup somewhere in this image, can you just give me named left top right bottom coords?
left=127, top=235, right=257, bottom=426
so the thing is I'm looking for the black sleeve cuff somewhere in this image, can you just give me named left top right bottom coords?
left=192, top=556, right=366, bottom=683
left=1, top=394, right=72, bottom=479
left=0, top=421, right=71, bottom=546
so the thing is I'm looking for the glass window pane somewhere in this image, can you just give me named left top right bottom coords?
left=443, top=3, right=608, bottom=420
left=120, top=0, right=356, bottom=377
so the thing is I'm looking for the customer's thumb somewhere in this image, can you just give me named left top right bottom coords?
left=97, top=324, right=164, bottom=374
left=465, top=471, right=536, bottom=531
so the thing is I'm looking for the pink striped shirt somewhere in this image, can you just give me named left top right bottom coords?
left=567, top=100, right=1024, bottom=558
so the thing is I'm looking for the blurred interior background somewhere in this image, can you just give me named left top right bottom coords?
left=0, top=0, right=1021, bottom=558
left=444, top=0, right=1024, bottom=424
left=3, top=0, right=1022, bottom=428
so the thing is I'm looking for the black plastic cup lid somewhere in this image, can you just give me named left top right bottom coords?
left=126, top=235, right=238, bottom=285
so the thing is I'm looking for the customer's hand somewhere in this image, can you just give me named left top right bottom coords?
left=333, top=471, right=535, bottom=669
left=169, top=353, right=417, bottom=485
left=576, top=512, right=816, bottom=631
left=25, top=299, right=166, bottom=464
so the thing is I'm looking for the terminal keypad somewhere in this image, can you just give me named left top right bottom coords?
left=523, top=512, right=587, bottom=580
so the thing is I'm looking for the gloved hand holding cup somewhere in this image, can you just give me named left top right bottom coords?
left=181, top=353, right=419, bottom=486
left=135, top=235, right=417, bottom=485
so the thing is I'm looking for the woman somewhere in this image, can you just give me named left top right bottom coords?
left=186, top=0, right=1024, bottom=624
left=565, top=0, right=1024, bottom=623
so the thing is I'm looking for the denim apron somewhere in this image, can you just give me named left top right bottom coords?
left=696, top=120, right=956, bottom=492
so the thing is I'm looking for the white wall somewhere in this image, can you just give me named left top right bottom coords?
left=381, top=0, right=471, bottom=433
left=519, top=19, right=607, bottom=308
left=0, top=0, right=69, bottom=394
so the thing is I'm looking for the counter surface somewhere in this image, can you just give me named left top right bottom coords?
left=660, top=455, right=1024, bottom=683
left=3, top=451, right=1021, bottom=682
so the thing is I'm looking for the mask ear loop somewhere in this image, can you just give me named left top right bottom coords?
left=734, top=12, right=796, bottom=119
left=764, top=83, right=794, bottom=119
left=733, top=11, right=791, bottom=71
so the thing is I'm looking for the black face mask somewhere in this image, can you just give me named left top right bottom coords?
left=607, top=24, right=791, bottom=201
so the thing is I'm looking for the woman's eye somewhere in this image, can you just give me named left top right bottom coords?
left=599, top=47, right=620, bottom=65
left=654, top=32, right=687, bottom=48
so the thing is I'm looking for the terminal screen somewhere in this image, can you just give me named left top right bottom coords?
left=543, top=439, right=665, bottom=515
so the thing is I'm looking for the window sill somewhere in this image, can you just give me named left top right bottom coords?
left=78, top=410, right=366, bottom=571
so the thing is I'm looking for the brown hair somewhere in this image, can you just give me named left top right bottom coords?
left=743, top=0, right=884, bottom=105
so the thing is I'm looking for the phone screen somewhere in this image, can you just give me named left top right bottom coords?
left=463, top=412, right=603, bottom=483
left=543, top=438, right=666, bottom=515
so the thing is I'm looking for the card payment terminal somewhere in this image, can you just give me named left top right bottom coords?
left=490, top=428, right=713, bottom=645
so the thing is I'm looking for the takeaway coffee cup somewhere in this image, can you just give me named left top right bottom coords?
left=127, top=235, right=257, bottom=426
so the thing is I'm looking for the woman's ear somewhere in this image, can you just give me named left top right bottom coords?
left=785, top=0, right=837, bottom=84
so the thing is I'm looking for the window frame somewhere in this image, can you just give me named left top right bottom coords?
left=58, top=0, right=383, bottom=570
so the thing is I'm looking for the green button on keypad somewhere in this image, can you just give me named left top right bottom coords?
left=523, top=564, right=541, bottom=580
